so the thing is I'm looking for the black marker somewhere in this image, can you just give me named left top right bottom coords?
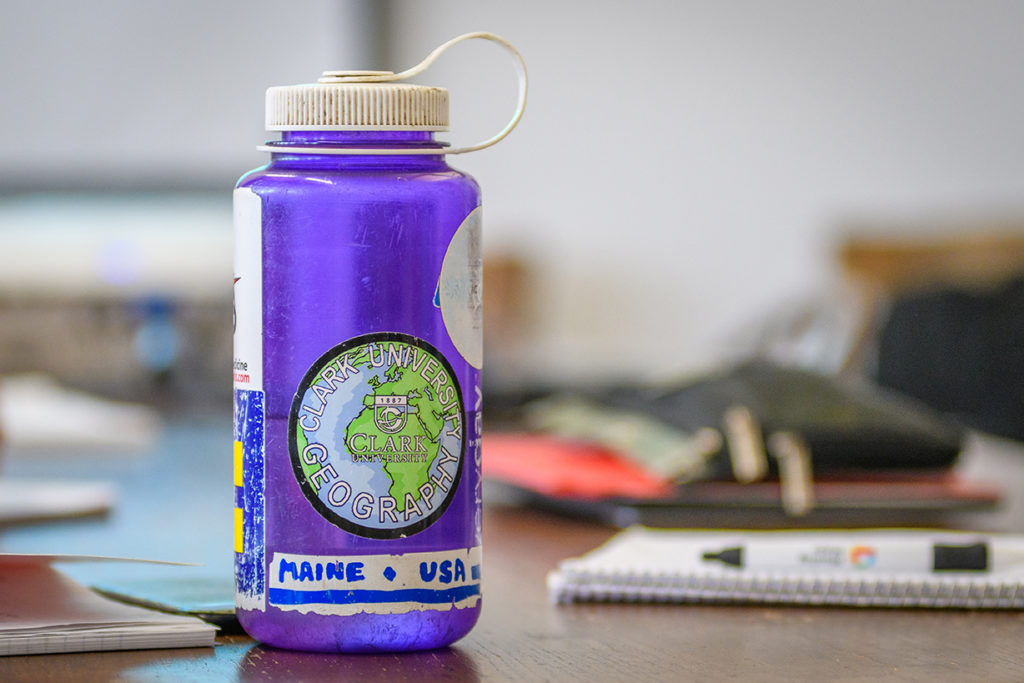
left=701, top=538, right=1001, bottom=573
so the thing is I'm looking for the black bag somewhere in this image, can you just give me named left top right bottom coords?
left=875, top=276, right=1024, bottom=441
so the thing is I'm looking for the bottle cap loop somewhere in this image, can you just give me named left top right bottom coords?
left=258, top=32, right=527, bottom=156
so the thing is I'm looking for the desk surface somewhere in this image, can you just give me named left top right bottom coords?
left=3, top=418, right=1024, bottom=681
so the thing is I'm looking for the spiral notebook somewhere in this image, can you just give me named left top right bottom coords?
left=548, top=527, right=1024, bottom=609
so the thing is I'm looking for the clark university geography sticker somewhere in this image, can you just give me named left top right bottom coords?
left=288, top=333, right=464, bottom=538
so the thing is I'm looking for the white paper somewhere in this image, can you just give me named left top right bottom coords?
left=0, top=479, right=116, bottom=524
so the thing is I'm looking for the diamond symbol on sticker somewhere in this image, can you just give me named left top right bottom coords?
left=383, top=566, right=397, bottom=582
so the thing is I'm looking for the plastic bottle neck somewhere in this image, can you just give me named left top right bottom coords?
left=267, top=131, right=449, bottom=168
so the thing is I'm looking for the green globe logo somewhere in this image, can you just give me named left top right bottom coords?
left=288, top=333, right=464, bottom=538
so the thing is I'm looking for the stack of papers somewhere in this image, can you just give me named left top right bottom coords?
left=0, top=555, right=216, bottom=656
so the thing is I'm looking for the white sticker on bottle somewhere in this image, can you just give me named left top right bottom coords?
left=437, top=207, right=483, bottom=369
left=233, top=186, right=266, bottom=611
left=268, top=546, right=482, bottom=616
left=233, top=186, right=263, bottom=391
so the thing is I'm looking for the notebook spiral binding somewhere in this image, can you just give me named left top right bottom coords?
left=549, top=568, right=1024, bottom=609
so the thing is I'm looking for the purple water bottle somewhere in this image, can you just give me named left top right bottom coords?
left=232, top=33, right=527, bottom=652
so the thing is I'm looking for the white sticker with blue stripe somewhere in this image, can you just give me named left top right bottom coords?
left=268, top=546, right=482, bottom=616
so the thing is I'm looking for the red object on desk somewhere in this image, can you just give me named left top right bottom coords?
left=483, top=433, right=674, bottom=500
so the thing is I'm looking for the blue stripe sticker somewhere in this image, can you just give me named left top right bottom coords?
left=269, top=584, right=481, bottom=606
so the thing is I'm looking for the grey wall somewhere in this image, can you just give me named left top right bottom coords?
left=0, top=0, right=382, bottom=191
left=4, top=1, right=1023, bottom=383
left=384, top=1, right=1024, bottom=380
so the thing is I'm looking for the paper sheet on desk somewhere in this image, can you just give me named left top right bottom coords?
left=0, top=374, right=160, bottom=450
left=0, top=554, right=216, bottom=656
left=0, top=479, right=116, bottom=524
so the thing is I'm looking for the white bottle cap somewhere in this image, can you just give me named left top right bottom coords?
left=265, top=71, right=449, bottom=132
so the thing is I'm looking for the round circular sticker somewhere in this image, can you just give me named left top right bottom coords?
left=288, top=333, right=464, bottom=539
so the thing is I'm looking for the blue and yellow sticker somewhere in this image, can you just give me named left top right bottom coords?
left=234, top=388, right=266, bottom=608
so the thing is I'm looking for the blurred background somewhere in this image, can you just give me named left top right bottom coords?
left=1, top=0, right=1023, bottom=436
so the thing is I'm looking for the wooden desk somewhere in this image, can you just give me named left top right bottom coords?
left=3, top=419, right=1024, bottom=681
